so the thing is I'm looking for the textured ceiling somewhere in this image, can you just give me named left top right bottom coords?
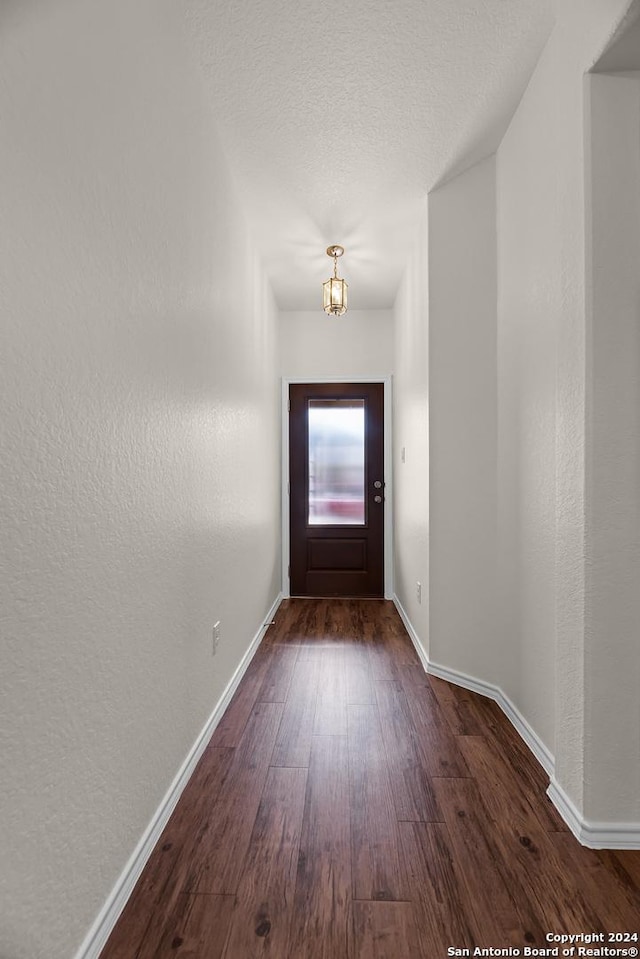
left=181, top=0, right=555, bottom=311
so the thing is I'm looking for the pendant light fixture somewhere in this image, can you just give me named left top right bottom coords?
left=322, top=245, right=348, bottom=316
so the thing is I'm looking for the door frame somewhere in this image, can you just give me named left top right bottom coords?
left=281, top=375, right=394, bottom=599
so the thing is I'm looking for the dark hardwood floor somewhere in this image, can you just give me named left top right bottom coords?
left=100, top=599, right=640, bottom=958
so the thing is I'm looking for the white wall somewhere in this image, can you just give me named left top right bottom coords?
left=496, top=48, right=559, bottom=756
left=393, top=211, right=430, bottom=648
left=279, top=309, right=393, bottom=380
left=428, top=157, right=498, bottom=683
left=0, top=3, right=280, bottom=957
left=584, top=71, right=640, bottom=823
left=496, top=0, right=639, bottom=826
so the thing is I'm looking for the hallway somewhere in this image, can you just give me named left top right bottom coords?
left=5, top=2, right=640, bottom=955
left=101, top=600, right=640, bottom=958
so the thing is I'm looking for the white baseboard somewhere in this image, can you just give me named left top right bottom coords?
left=74, top=592, right=283, bottom=959
left=547, top=778, right=640, bottom=849
left=392, top=593, right=554, bottom=773
left=393, top=593, right=429, bottom=673
left=393, top=594, right=640, bottom=849
left=427, top=657, right=555, bottom=778
left=395, top=590, right=554, bottom=775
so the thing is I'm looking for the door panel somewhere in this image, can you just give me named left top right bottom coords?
left=289, top=382, right=384, bottom=597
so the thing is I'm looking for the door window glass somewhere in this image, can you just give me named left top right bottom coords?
left=308, top=399, right=365, bottom=525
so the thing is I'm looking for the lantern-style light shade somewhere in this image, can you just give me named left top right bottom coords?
left=322, top=245, right=348, bottom=316
left=323, top=276, right=348, bottom=316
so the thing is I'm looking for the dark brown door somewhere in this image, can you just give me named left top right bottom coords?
left=289, top=382, right=384, bottom=597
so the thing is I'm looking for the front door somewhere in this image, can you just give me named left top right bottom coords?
left=289, top=382, right=384, bottom=597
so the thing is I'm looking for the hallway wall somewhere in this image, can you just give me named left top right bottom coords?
left=0, top=2, right=280, bottom=957
left=495, top=0, right=639, bottom=828
left=393, top=210, right=430, bottom=648
left=279, top=309, right=393, bottom=381
left=496, top=41, right=560, bottom=763
left=393, top=159, right=499, bottom=722
left=428, top=157, right=498, bottom=686
left=584, top=70, right=640, bottom=825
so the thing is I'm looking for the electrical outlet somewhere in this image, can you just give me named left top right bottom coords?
left=416, top=582, right=422, bottom=604
left=212, top=621, right=221, bottom=655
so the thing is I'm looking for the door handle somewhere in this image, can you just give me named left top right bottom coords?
left=374, top=495, right=383, bottom=504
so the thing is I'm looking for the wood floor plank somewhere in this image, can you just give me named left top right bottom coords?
left=271, top=653, right=321, bottom=768
left=612, top=848, right=640, bottom=889
left=378, top=601, right=413, bottom=639
left=549, top=832, right=640, bottom=932
left=378, top=604, right=421, bottom=658
left=374, top=680, right=441, bottom=822
left=288, top=735, right=352, bottom=959
left=187, top=702, right=284, bottom=895
left=100, top=746, right=235, bottom=959
left=223, top=766, right=307, bottom=958
left=457, top=731, right=566, bottom=841
left=348, top=704, right=408, bottom=901
left=396, top=663, right=430, bottom=688
left=344, top=642, right=376, bottom=705
left=344, top=599, right=369, bottom=638
left=263, top=599, right=297, bottom=640
left=458, top=735, right=602, bottom=932
left=402, top=680, right=471, bottom=779
left=463, top=693, right=557, bottom=811
left=314, top=644, right=348, bottom=735
left=427, top=674, right=489, bottom=736
left=350, top=901, right=424, bottom=959
left=433, top=776, right=546, bottom=947
left=257, top=643, right=299, bottom=703
left=364, top=602, right=412, bottom=681
left=327, top=598, right=376, bottom=647
left=398, top=821, right=477, bottom=955
left=263, top=599, right=325, bottom=649
left=367, top=634, right=401, bottom=681
left=383, top=631, right=421, bottom=668
left=141, top=894, right=234, bottom=959
left=211, top=646, right=275, bottom=748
